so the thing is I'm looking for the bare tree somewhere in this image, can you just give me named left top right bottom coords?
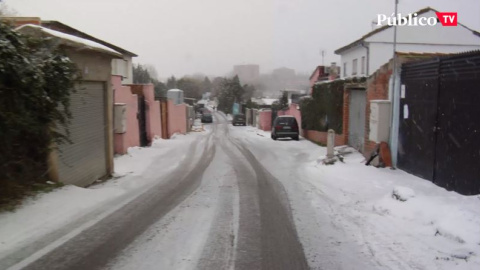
left=0, top=2, right=18, bottom=17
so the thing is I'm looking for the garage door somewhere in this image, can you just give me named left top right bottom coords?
left=57, top=82, right=107, bottom=186
left=348, top=90, right=366, bottom=152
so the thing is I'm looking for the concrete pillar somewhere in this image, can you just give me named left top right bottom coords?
left=327, top=129, right=335, bottom=158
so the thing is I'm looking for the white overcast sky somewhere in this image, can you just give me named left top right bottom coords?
left=4, top=0, right=480, bottom=78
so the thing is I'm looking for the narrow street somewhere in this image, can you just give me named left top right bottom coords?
left=2, top=111, right=479, bottom=270
left=9, top=113, right=309, bottom=270
left=2, top=2, right=480, bottom=270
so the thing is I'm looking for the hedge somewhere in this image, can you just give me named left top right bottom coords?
left=300, top=77, right=366, bottom=133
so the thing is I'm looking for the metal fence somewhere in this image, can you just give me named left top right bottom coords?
left=399, top=51, right=480, bottom=195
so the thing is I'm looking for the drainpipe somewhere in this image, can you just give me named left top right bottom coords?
left=360, top=42, right=370, bottom=76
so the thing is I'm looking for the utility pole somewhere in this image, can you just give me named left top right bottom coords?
left=390, top=0, right=400, bottom=167
left=392, top=0, right=399, bottom=86
left=320, top=50, right=325, bottom=66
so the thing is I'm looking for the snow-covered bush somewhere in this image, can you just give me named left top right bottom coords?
left=0, top=21, right=78, bottom=206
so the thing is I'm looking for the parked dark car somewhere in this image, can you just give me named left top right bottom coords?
left=271, top=115, right=299, bottom=141
left=232, top=114, right=246, bottom=126
left=201, top=113, right=213, bottom=123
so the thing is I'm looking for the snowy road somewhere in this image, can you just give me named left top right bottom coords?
left=14, top=113, right=308, bottom=270
left=2, top=111, right=479, bottom=270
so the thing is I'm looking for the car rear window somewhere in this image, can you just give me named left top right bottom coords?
left=276, top=117, right=297, bottom=126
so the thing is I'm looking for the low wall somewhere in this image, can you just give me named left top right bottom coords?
left=258, top=110, right=272, bottom=131
left=303, top=129, right=346, bottom=146
left=167, top=99, right=187, bottom=137
left=113, top=75, right=139, bottom=155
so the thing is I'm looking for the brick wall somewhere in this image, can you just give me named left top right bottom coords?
left=363, top=63, right=391, bottom=157
left=362, top=54, right=439, bottom=157
left=303, top=130, right=346, bottom=146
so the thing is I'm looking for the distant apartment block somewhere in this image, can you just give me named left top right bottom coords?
left=272, top=67, right=296, bottom=80
left=233, top=64, right=260, bottom=84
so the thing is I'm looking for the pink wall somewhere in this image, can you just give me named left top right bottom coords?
left=258, top=110, right=272, bottom=131
left=113, top=75, right=139, bottom=155
left=167, top=99, right=187, bottom=137
left=141, top=84, right=162, bottom=142
left=309, top=68, right=320, bottom=95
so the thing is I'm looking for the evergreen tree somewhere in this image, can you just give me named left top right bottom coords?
left=216, top=76, right=245, bottom=113
left=211, top=77, right=223, bottom=97
left=153, top=80, right=166, bottom=98
left=177, top=77, right=202, bottom=99
left=272, top=91, right=289, bottom=111
left=166, top=76, right=177, bottom=89
left=132, top=64, right=152, bottom=84
left=201, top=76, right=212, bottom=94
left=0, top=21, right=77, bottom=203
left=242, top=84, right=256, bottom=101
left=279, top=91, right=289, bottom=110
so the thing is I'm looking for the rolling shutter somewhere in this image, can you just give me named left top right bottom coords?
left=57, top=82, right=107, bottom=186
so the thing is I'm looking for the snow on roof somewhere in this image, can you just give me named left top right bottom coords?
left=167, top=89, right=183, bottom=92
left=41, top=20, right=138, bottom=57
left=335, top=7, right=480, bottom=55
left=15, top=24, right=122, bottom=57
left=260, top=98, right=277, bottom=105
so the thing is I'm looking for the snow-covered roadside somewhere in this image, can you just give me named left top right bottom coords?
left=229, top=125, right=480, bottom=270
left=0, top=130, right=210, bottom=264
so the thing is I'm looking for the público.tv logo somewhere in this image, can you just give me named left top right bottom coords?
left=377, top=12, right=457, bottom=26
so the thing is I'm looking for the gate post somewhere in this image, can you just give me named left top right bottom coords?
left=327, top=129, right=335, bottom=159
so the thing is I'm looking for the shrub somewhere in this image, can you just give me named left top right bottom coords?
left=0, top=22, right=78, bottom=206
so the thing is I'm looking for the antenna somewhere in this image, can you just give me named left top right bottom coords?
left=320, top=50, right=326, bottom=66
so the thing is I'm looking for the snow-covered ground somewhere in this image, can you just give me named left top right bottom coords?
left=0, top=124, right=211, bottom=268
left=229, top=125, right=480, bottom=270
left=1, top=118, right=479, bottom=270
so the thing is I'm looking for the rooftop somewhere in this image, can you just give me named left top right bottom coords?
left=334, top=7, right=480, bottom=55
left=15, top=24, right=122, bottom=57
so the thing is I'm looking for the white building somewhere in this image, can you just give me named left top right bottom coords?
left=335, top=7, right=480, bottom=78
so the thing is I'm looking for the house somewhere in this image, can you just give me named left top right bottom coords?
left=334, top=7, right=480, bottom=79
left=308, top=63, right=340, bottom=94
left=16, top=24, right=122, bottom=187
left=233, top=64, right=260, bottom=84
left=4, top=17, right=137, bottom=83
left=330, top=7, right=480, bottom=155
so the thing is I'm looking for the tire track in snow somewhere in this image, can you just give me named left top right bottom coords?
left=195, top=137, right=238, bottom=270
left=17, top=133, right=216, bottom=270
left=216, top=112, right=309, bottom=270
left=0, top=137, right=200, bottom=270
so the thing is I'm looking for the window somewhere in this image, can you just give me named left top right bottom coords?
left=352, top=59, right=358, bottom=75
left=361, top=56, right=366, bottom=75
left=343, top=62, right=347, bottom=77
